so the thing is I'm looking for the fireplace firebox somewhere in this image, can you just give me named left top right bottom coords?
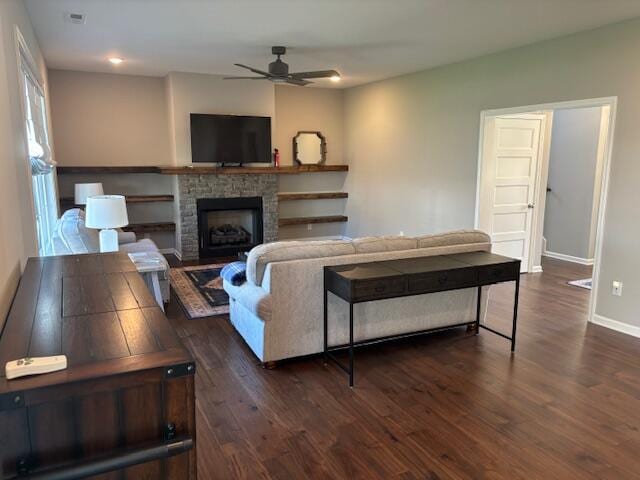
left=197, top=197, right=263, bottom=258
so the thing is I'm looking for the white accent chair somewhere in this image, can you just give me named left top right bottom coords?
left=50, top=208, right=170, bottom=304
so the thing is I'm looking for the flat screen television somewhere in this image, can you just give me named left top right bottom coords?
left=190, top=113, right=272, bottom=164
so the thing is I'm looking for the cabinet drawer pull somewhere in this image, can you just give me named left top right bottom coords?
left=374, top=284, right=386, bottom=293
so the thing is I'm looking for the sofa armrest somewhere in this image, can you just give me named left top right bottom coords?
left=223, top=280, right=272, bottom=322
left=118, top=230, right=137, bottom=244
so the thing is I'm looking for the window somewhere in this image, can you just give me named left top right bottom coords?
left=17, top=30, right=57, bottom=256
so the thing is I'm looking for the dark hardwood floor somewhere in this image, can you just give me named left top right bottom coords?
left=166, top=257, right=640, bottom=479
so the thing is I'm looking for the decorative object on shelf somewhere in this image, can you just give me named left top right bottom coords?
left=273, top=148, right=280, bottom=167
left=293, top=131, right=327, bottom=165
left=85, top=195, right=129, bottom=252
left=74, top=182, right=104, bottom=205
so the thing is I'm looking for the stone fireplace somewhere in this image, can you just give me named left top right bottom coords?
left=176, top=174, right=278, bottom=260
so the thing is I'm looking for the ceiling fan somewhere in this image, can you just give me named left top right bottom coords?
left=224, top=46, right=340, bottom=86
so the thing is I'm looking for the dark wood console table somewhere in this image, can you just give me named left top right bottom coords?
left=323, top=251, right=521, bottom=386
left=0, top=253, right=196, bottom=479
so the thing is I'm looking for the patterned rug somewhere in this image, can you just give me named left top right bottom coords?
left=567, top=278, right=592, bottom=290
left=170, top=263, right=230, bottom=319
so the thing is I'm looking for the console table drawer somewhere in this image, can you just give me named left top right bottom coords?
left=479, top=262, right=520, bottom=285
left=408, top=268, right=478, bottom=294
left=353, top=278, right=406, bottom=301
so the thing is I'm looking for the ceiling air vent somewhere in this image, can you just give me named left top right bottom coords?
left=65, top=12, right=86, bottom=24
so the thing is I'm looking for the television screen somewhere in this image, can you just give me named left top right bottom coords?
left=190, top=114, right=272, bottom=164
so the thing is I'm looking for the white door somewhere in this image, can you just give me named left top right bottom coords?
left=478, top=114, right=546, bottom=272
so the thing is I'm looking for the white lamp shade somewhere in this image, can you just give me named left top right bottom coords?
left=74, top=183, right=104, bottom=205
left=85, top=195, right=129, bottom=229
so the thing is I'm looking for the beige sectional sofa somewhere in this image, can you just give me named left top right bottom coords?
left=223, top=230, right=492, bottom=363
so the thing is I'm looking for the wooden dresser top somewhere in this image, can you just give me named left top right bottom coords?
left=0, top=253, right=192, bottom=394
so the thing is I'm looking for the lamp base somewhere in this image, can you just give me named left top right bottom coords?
left=99, top=229, right=119, bottom=253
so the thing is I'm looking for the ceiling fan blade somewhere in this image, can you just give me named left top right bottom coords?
left=285, top=78, right=312, bottom=86
left=224, top=76, right=268, bottom=80
left=234, top=63, right=271, bottom=77
left=289, top=69, right=339, bottom=79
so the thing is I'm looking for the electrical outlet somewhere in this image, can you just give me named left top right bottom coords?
left=307, top=223, right=312, bottom=231
left=612, top=281, right=623, bottom=296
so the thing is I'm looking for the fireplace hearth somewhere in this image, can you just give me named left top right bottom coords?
left=197, top=197, right=263, bottom=258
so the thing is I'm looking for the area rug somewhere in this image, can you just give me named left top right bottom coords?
left=170, top=263, right=230, bottom=319
left=567, top=278, right=592, bottom=290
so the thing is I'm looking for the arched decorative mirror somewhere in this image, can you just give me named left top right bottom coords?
left=293, top=131, right=327, bottom=165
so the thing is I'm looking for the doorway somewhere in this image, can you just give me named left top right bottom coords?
left=475, top=97, right=617, bottom=324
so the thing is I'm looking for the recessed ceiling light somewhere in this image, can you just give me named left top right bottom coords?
left=108, top=57, right=124, bottom=65
left=330, top=75, right=341, bottom=83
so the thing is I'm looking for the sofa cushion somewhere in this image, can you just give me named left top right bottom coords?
left=54, top=208, right=100, bottom=254
left=352, top=235, right=417, bottom=254
left=247, top=240, right=355, bottom=286
left=416, top=230, right=491, bottom=249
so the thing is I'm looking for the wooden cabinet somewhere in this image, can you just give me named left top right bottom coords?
left=0, top=254, right=196, bottom=479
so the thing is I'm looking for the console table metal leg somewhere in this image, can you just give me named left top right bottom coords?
left=323, top=286, right=328, bottom=363
left=475, top=286, right=482, bottom=334
left=349, top=301, right=354, bottom=387
left=511, top=275, right=520, bottom=352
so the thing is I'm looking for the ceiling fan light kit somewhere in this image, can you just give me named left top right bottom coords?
left=224, top=46, right=341, bottom=87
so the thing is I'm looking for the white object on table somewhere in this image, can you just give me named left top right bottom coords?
left=128, top=251, right=168, bottom=311
left=6, top=355, right=67, bottom=380
left=85, top=195, right=129, bottom=252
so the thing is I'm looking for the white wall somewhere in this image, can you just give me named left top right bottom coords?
left=0, top=0, right=49, bottom=324
left=543, top=107, right=602, bottom=261
left=164, top=72, right=275, bottom=165
left=342, top=17, right=640, bottom=330
left=274, top=85, right=348, bottom=239
left=48, top=70, right=171, bottom=166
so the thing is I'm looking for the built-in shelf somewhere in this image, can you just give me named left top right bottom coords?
left=278, top=192, right=348, bottom=201
left=160, top=165, right=348, bottom=175
left=60, top=194, right=174, bottom=206
left=122, top=222, right=176, bottom=233
left=57, top=165, right=349, bottom=175
left=58, top=166, right=161, bottom=174
left=279, top=215, right=348, bottom=227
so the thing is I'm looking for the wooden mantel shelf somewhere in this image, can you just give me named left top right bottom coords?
left=57, top=165, right=348, bottom=175
left=61, top=194, right=174, bottom=205
left=279, top=215, right=348, bottom=227
left=122, top=222, right=176, bottom=233
left=278, top=192, right=348, bottom=201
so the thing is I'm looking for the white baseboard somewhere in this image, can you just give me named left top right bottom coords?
left=531, top=266, right=543, bottom=273
left=542, top=250, right=594, bottom=266
left=591, top=314, right=640, bottom=338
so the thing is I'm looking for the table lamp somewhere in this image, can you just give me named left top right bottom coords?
left=74, top=183, right=104, bottom=206
left=85, top=195, right=129, bottom=252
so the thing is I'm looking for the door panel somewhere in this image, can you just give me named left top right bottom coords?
left=479, top=114, right=546, bottom=272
